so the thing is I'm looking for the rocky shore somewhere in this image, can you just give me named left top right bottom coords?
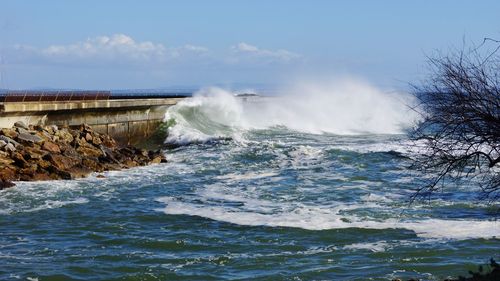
left=0, top=122, right=166, bottom=189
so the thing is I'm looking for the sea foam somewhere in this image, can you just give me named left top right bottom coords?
left=164, top=79, right=419, bottom=145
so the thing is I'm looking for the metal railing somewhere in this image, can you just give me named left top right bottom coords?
left=0, top=90, right=111, bottom=103
left=0, top=90, right=191, bottom=103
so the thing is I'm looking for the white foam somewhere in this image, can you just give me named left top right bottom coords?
left=344, top=241, right=390, bottom=252
left=157, top=196, right=499, bottom=240
left=164, top=79, right=419, bottom=145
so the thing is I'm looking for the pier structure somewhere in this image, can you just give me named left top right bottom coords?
left=0, top=91, right=188, bottom=145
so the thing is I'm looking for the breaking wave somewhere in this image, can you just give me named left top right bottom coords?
left=164, top=79, right=419, bottom=145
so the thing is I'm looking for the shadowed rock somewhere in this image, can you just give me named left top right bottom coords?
left=0, top=123, right=167, bottom=184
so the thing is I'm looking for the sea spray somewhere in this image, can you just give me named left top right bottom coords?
left=164, top=79, right=419, bottom=145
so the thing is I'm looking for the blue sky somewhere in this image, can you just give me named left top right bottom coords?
left=1, top=0, right=499, bottom=90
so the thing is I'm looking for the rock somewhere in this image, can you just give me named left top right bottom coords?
left=29, top=172, right=53, bottom=181
left=37, top=159, right=51, bottom=169
left=19, top=164, right=38, bottom=177
left=99, top=145, right=120, bottom=164
left=11, top=152, right=28, bottom=167
left=101, top=135, right=117, bottom=148
left=0, top=123, right=167, bottom=184
left=149, top=156, right=163, bottom=164
left=67, top=166, right=93, bottom=179
left=17, top=132, right=44, bottom=144
left=91, top=136, right=102, bottom=146
left=0, top=135, right=20, bottom=147
left=14, top=121, right=29, bottom=130
left=123, top=159, right=138, bottom=168
left=23, top=146, right=49, bottom=160
left=0, top=166, right=18, bottom=181
left=96, top=174, right=105, bottom=178
left=45, top=154, right=79, bottom=170
left=82, top=158, right=103, bottom=172
left=0, top=154, right=14, bottom=165
left=77, top=146, right=104, bottom=158
left=42, top=141, right=61, bottom=154
left=80, top=124, right=93, bottom=133
left=37, top=131, right=53, bottom=142
left=0, top=128, right=18, bottom=139
left=16, top=127, right=30, bottom=135
left=4, top=143, right=16, bottom=153
left=55, top=129, right=74, bottom=143
left=0, top=180, right=15, bottom=190
left=85, top=133, right=93, bottom=142
left=73, top=136, right=93, bottom=148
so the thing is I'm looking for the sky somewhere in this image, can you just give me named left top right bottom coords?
left=0, top=0, right=499, bottom=90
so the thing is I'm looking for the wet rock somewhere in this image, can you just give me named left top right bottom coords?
left=0, top=140, right=7, bottom=148
left=14, top=121, right=29, bottom=130
left=82, top=158, right=103, bottom=172
left=0, top=180, right=15, bottom=190
left=149, top=155, right=163, bottom=164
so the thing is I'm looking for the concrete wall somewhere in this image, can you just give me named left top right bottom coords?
left=0, top=98, right=184, bottom=146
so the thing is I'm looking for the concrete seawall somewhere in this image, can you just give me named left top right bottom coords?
left=0, top=98, right=185, bottom=145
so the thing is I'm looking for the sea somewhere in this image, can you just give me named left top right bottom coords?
left=1, top=83, right=499, bottom=280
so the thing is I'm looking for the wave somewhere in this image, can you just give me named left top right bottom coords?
left=156, top=195, right=498, bottom=240
left=163, top=79, right=419, bottom=145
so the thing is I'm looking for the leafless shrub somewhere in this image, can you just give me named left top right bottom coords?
left=410, top=39, right=500, bottom=202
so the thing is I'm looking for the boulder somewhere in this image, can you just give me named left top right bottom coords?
left=77, top=146, right=104, bottom=158
left=14, top=121, right=29, bottom=130
left=11, top=152, right=28, bottom=167
left=0, top=180, right=15, bottom=190
left=0, top=154, right=15, bottom=166
left=67, top=166, right=93, bottom=179
left=45, top=154, right=79, bottom=170
left=4, top=143, right=15, bottom=153
left=29, top=172, right=53, bottom=181
left=82, top=158, right=103, bottom=172
left=149, top=156, right=163, bottom=164
left=42, top=141, right=61, bottom=154
left=85, top=133, right=93, bottom=142
left=0, top=166, right=18, bottom=181
left=0, top=135, right=20, bottom=147
left=37, top=159, right=51, bottom=169
left=55, top=129, right=74, bottom=143
left=0, top=128, right=18, bottom=139
left=91, top=136, right=102, bottom=146
left=23, top=146, right=49, bottom=160
left=17, top=132, right=44, bottom=144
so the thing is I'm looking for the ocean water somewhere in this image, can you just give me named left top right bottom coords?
left=0, top=85, right=499, bottom=281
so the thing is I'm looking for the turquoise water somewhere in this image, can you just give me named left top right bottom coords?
left=1, top=91, right=499, bottom=280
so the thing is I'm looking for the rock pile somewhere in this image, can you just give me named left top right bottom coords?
left=0, top=122, right=166, bottom=189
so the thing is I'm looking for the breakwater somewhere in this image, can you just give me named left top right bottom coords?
left=0, top=121, right=166, bottom=188
left=0, top=90, right=187, bottom=146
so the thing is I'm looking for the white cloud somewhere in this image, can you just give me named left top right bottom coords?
left=6, top=35, right=302, bottom=72
left=41, top=34, right=167, bottom=62
left=11, top=34, right=209, bottom=66
left=232, top=42, right=301, bottom=62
